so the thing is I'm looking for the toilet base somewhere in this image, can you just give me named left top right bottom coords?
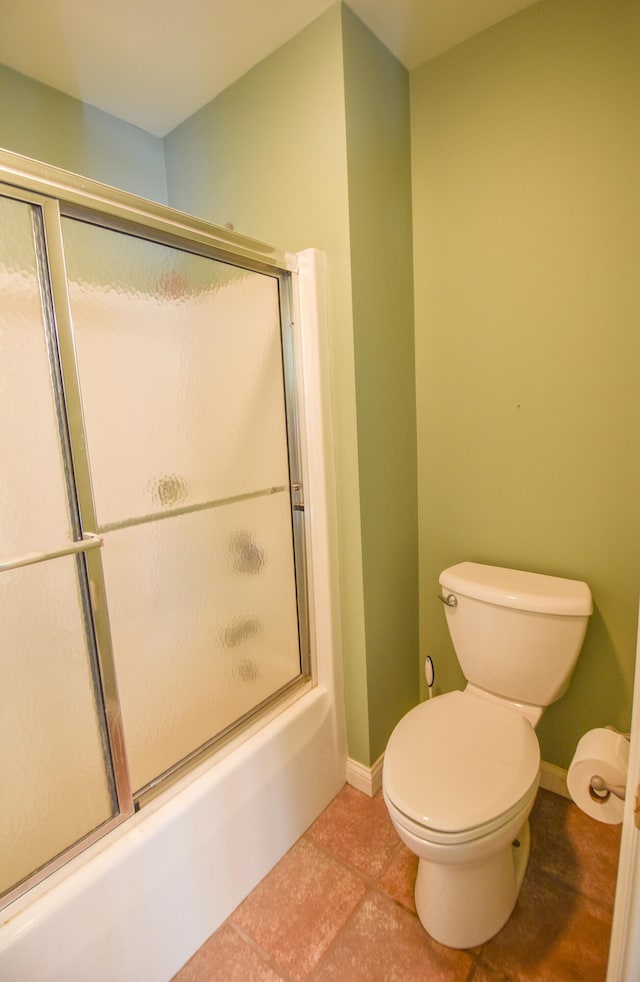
left=414, top=820, right=531, bottom=949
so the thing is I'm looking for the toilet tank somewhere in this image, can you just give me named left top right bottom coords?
left=439, top=562, right=593, bottom=709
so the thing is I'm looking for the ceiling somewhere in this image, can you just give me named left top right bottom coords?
left=0, top=0, right=540, bottom=137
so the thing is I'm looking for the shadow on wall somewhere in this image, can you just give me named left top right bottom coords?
left=537, top=607, right=628, bottom=769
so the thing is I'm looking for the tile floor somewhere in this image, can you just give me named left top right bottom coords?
left=172, top=785, right=621, bottom=981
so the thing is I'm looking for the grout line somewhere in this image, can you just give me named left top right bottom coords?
left=372, top=838, right=424, bottom=916
left=465, top=959, right=489, bottom=982
left=233, top=832, right=372, bottom=979
left=301, top=795, right=408, bottom=890
left=374, top=834, right=405, bottom=882
left=315, top=886, right=487, bottom=980
left=302, top=815, right=420, bottom=916
left=302, top=829, right=406, bottom=896
left=306, top=887, right=382, bottom=980
left=300, top=830, right=373, bottom=888
left=228, top=921, right=294, bottom=981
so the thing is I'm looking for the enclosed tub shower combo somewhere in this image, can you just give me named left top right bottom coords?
left=0, top=150, right=346, bottom=980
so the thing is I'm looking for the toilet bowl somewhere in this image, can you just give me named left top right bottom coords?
left=383, top=689, right=540, bottom=948
left=382, top=561, right=592, bottom=949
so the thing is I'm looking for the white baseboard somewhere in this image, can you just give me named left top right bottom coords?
left=346, top=754, right=384, bottom=797
left=540, top=759, right=570, bottom=798
left=346, top=755, right=569, bottom=801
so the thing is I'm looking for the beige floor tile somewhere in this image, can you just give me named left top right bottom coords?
left=231, top=837, right=367, bottom=980
left=172, top=922, right=284, bottom=981
left=311, top=890, right=475, bottom=981
left=306, top=784, right=399, bottom=880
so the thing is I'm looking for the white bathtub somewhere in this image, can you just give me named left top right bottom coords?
left=0, top=249, right=347, bottom=981
left=0, top=684, right=345, bottom=981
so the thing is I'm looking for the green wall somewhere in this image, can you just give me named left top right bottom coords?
left=341, top=6, right=418, bottom=760
left=411, top=0, right=640, bottom=767
left=0, top=64, right=167, bottom=202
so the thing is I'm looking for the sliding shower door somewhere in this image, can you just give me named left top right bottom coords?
left=1, top=152, right=309, bottom=910
left=61, top=220, right=304, bottom=795
left=0, top=194, right=121, bottom=901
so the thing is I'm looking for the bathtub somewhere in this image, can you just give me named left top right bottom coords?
left=0, top=249, right=347, bottom=981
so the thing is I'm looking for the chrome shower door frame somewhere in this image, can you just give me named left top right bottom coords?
left=0, top=149, right=311, bottom=910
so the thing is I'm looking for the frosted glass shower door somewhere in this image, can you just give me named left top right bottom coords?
left=62, top=220, right=304, bottom=793
left=0, top=195, right=117, bottom=900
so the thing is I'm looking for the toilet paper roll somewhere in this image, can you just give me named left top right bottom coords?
left=567, top=727, right=629, bottom=825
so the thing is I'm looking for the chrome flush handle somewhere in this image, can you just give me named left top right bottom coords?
left=438, top=593, right=457, bottom=607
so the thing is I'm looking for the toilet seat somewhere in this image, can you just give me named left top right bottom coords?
left=383, top=690, right=540, bottom=844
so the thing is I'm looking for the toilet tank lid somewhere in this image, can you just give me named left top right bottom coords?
left=439, top=562, right=593, bottom=616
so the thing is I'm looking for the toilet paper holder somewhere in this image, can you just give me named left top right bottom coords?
left=589, top=774, right=626, bottom=804
left=588, top=726, right=631, bottom=804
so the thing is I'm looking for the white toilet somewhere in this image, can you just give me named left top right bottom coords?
left=382, top=561, right=592, bottom=949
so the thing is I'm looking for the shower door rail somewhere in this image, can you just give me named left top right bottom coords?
left=0, top=149, right=311, bottom=912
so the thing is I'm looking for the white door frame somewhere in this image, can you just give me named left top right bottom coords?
left=607, top=601, right=640, bottom=981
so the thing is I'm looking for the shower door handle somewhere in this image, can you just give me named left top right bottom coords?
left=0, top=531, right=103, bottom=573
